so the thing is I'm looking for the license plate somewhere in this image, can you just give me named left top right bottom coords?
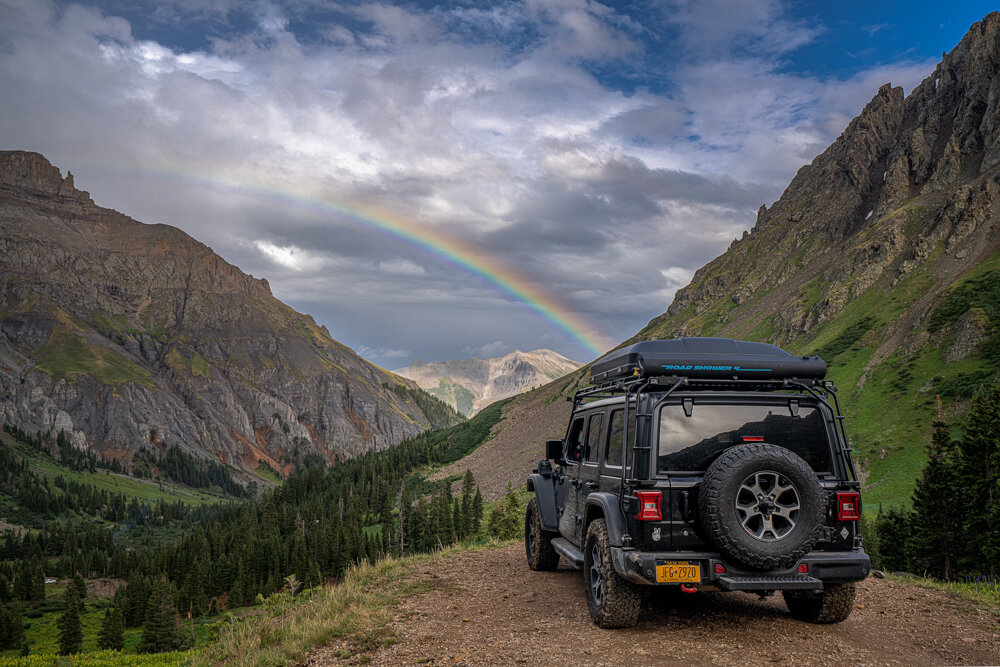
left=655, top=561, right=700, bottom=583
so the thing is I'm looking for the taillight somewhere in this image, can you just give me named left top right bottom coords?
left=635, top=490, right=662, bottom=521
left=742, top=436, right=764, bottom=442
left=837, top=492, right=861, bottom=521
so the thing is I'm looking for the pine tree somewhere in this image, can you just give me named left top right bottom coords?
left=873, top=507, right=910, bottom=572
left=13, top=561, right=30, bottom=601
left=487, top=483, right=522, bottom=540
left=292, top=536, right=309, bottom=585
left=2, top=604, right=24, bottom=650
left=460, top=470, right=475, bottom=538
left=909, top=418, right=963, bottom=579
left=58, top=587, right=83, bottom=655
left=471, top=487, right=484, bottom=536
left=436, top=482, right=455, bottom=545
left=955, top=382, right=1000, bottom=576
left=139, top=574, right=187, bottom=653
left=418, top=497, right=433, bottom=551
left=181, top=560, right=208, bottom=619
left=97, top=604, right=125, bottom=650
left=30, top=564, right=45, bottom=601
left=230, top=559, right=247, bottom=608
left=71, top=572, right=87, bottom=609
left=124, top=572, right=148, bottom=627
left=399, top=481, right=412, bottom=556
left=306, top=561, right=322, bottom=589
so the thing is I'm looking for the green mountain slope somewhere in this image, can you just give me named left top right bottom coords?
left=634, top=14, right=1000, bottom=506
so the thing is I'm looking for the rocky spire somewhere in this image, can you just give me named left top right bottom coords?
left=0, top=151, right=92, bottom=203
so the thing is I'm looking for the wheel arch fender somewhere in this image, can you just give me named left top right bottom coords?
left=527, top=473, right=559, bottom=531
left=585, top=493, right=627, bottom=547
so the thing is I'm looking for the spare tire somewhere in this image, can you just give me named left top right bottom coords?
left=698, top=443, right=825, bottom=570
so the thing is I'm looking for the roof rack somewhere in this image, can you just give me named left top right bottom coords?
left=590, top=338, right=825, bottom=385
left=573, top=375, right=829, bottom=406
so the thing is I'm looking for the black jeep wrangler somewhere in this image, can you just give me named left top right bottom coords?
left=525, top=338, right=870, bottom=628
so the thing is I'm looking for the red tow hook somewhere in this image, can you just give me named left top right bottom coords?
left=680, top=584, right=698, bottom=594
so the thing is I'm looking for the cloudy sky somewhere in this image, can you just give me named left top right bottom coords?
left=0, top=1, right=994, bottom=367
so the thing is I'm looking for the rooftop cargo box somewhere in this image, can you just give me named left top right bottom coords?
left=590, top=338, right=826, bottom=384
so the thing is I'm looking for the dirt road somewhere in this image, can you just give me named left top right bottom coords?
left=307, top=543, right=1000, bottom=666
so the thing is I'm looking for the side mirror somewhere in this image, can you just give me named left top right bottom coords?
left=545, top=439, right=564, bottom=462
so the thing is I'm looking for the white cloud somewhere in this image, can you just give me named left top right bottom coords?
left=0, top=0, right=941, bottom=368
left=254, top=240, right=325, bottom=271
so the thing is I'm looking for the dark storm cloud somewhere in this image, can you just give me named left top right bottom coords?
left=0, top=0, right=937, bottom=368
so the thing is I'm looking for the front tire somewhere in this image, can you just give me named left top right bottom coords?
left=783, top=582, right=857, bottom=623
left=525, top=498, right=559, bottom=571
left=583, top=518, right=641, bottom=628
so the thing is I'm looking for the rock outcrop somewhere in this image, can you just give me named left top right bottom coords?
left=395, top=349, right=581, bottom=415
left=644, top=12, right=1000, bottom=345
left=0, top=151, right=459, bottom=476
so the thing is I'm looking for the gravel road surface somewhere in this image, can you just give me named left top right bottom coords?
left=306, top=543, right=1000, bottom=666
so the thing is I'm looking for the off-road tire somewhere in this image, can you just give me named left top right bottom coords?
left=783, top=582, right=857, bottom=623
left=525, top=498, right=559, bottom=571
left=698, top=443, right=825, bottom=570
left=583, top=518, right=642, bottom=628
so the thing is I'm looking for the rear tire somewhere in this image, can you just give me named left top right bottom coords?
left=699, top=443, right=825, bottom=570
left=783, top=582, right=857, bottom=623
left=525, top=497, right=559, bottom=571
left=583, top=518, right=641, bottom=628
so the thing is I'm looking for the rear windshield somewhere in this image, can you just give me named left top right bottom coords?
left=657, top=403, right=832, bottom=473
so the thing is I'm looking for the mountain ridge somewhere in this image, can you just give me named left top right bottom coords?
left=0, top=150, right=461, bottom=478
left=394, top=348, right=581, bottom=415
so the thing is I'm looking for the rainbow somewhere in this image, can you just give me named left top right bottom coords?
left=85, top=160, right=614, bottom=359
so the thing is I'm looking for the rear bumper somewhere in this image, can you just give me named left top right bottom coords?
left=610, top=547, right=870, bottom=591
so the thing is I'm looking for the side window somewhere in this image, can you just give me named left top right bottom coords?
left=605, top=408, right=635, bottom=468
left=584, top=413, right=604, bottom=464
left=565, top=417, right=585, bottom=463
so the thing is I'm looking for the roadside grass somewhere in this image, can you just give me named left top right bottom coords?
left=889, top=574, right=1000, bottom=616
left=197, top=540, right=514, bottom=666
left=0, top=650, right=193, bottom=666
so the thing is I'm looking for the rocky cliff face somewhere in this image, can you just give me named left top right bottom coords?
left=635, top=12, right=1000, bottom=505
left=395, top=349, right=581, bottom=415
left=0, top=151, right=459, bottom=476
